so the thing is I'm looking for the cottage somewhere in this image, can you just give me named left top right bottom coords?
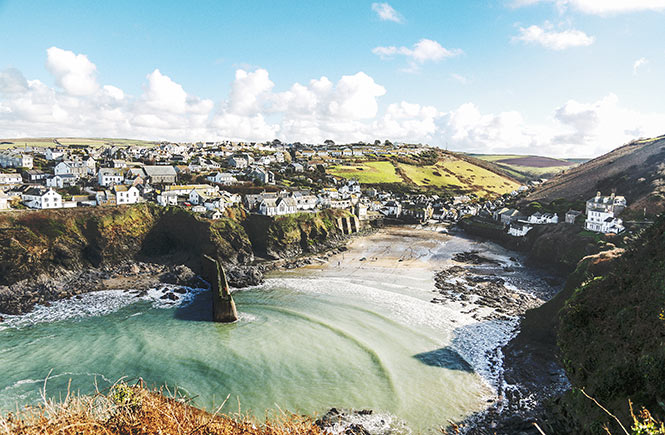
left=206, top=209, right=223, bottom=220
left=22, top=187, right=62, bottom=209
left=206, top=172, right=237, bottom=185
left=98, top=168, right=124, bottom=187
left=46, top=174, right=79, bottom=189
left=258, top=197, right=297, bottom=216
left=45, top=148, right=65, bottom=161
left=0, top=151, right=33, bottom=169
left=585, top=192, right=626, bottom=233
left=95, top=190, right=117, bottom=206
left=0, top=173, right=23, bottom=185
left=113, top=185, right=140, bottom=205
left=55, top=161, right=88, bottom=177
left=508, top=223, right=533, bottom=237
left=23, top=169, right=49, bottom=182
left=526, top=212, right=558, bottom=224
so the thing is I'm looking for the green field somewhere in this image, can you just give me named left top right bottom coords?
left=329, top=158, right=519, bottom=195
left=328, top=161, right=403, bottom=183
left=398, top=160, right=519, bottom=194
left=0, top=137, right=159, bottom=149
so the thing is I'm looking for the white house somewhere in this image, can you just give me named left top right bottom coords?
left=0, top=173, right=23, bottom=185
left=258, top=197, right=297, bottom=216
left=0, top=151, right=33, bottom=169
left=113, top=185, right=140, bottom=205
left=206, top=172, right=237, bottom=185
left=291, top=191, right=318, bottom=210
left=55, top=161, right=87, bottom=177
left=508, top=223, right=533, bottom=237
left=585, top=192, right=626, bottom=233
left=156, top=192, right=179, bottom=207
left=98, top=168, right=124, bottom=187
left=526, top=212, right=558, bottom=224
left=45, top=148, right=65, bottom=161
left=46, top=174, right=78, bottom=189
left=22, top=187, right=62, bottom=209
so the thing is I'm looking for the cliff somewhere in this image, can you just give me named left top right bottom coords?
left=552, top=214, right=665, bottom=433
left=459, top=218, right=605, bottom=273
left=0, top=205, right=352, bottom=315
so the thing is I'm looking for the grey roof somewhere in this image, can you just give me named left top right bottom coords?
left=142, top=165, right=177, bottom=177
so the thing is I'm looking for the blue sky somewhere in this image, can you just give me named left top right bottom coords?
left=1, top=0, right=664, bottom=157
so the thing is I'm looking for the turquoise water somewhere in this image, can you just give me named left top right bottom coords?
left=0, top=229, right=541, bottom=433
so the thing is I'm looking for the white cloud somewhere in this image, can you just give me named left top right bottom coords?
left=2, top=47, right=665, bottom=158
left=373, top=39, right=462, bottom=71
left=513, top=0, right=665, bottom=15
left=633, top=57, right=649, bottom=75
left=371, top=2, right=403, bottom=23
left=45, top=47, right=99, bottom=96
left=513, top=23, right=595, bottom=50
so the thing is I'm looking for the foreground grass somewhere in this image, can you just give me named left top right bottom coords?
left=0, top=381, right=321, bottom=435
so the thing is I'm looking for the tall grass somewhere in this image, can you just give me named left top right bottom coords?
left=0, top=376, right=321, bottom=435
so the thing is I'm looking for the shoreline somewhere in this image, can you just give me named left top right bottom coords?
left=0, top=224, right=569, bottom=434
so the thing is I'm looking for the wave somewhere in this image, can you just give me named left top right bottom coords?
left=1, top=286, right=206, bottom=329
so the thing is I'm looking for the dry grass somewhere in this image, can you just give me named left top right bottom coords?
left=0, top=377, right=321, bottom=435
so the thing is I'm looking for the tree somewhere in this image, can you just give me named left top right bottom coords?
left=324, top=139, right=335, bottom=146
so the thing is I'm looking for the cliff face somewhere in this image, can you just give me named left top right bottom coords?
left=0, top=205, right=159, bottom=285
left=0, top=205, right=349, bottom=288
left=553, top=215, right=665, bottom=433
left=459, top=218, right=604, bottom=273
left=243, top=209, right=351, bottom=260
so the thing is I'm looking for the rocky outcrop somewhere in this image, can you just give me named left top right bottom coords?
left=202, top=255, right=238, bottom=323
left=0, top=205, right=348, bottom=315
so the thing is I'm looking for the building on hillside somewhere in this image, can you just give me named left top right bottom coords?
left=526, top=212, right=558, bottom=224
left=508, top=222, right=533, bottom=237
left=142, top=165, right=177, bottom=184
left=45, top=148, right=65, bottom=161
left=249, top=167, right=275, bottom=184
left=113, top=185, right=140, bottom=205
left=383, top=200, right=401, bottom=218
left=585, top=192, right=626, bottom=233
left=0, top=173, right=23, bottom=185
left=98, top=168, right=124, bottom=187
left=565, top=210, right=583, bottom=224
left=23, top=169, right=49, bottom=182
left=22, top=187, right=62, bottom=209
left=206, top=172, right=237, bottom=185
left=258, top=197, right=297, bottom=216
left=95, top=190, right=117, bottom=206
left=0, top=151, right=33, bottom=169
left=55, top=161, right=88, bottom=177
left=46, top=174, right=79, bottom=189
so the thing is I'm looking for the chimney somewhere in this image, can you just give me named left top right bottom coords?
left=596, top=191, right=601, bottom=198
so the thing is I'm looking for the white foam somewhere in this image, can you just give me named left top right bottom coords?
left=321, top=410, right=411, bottom=435
left=1, top=286, right=206, bottom=329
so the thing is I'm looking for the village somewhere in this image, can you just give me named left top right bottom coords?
left=0, top=140, right=625, bottom=235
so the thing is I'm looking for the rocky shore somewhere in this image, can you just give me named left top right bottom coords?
left=434, top=250, right=569, bottom=435
left=0, top=261, right=265, bottom=317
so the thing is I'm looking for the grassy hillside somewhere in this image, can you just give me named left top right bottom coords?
left=0, top=137, right=159, bottom=149
left=329, top=152, right=520, bottom=196
left=525, top=135, right=665, bottom=218
left=0, top=382, right=320, bottom=435
left=327, top=160, right=403, bottom=183
left=556, top=213, right=665, bottom=433
left=472, top=154, right=577, bottom=182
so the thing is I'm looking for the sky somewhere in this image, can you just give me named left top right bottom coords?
left=1, top=0, right=665, bottom=158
